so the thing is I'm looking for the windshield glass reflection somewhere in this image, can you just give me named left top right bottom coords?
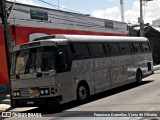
left=11, top=46, right=56, bottom=76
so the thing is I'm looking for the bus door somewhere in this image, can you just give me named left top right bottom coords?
left=110, top=67, right=124, bottom=88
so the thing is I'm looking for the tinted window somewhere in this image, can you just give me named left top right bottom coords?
left=89, top=43, right=106, bottom=57
left=106, top=43, right=120, bottom=56
left=119, top=43, right=131, bottom=54
left=70, top=43, right=90, bottom=58
left=142, top=43, right=150, bottom=52
left=131, top=43, right=142, bottom=53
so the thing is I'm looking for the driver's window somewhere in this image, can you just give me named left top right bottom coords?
left=59, top=50, right=68, bottom=72
left=16, top=57, right=25, bottom=75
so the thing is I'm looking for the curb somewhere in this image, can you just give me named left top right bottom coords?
left=0, top=104, right=11, bottom=112
left=153, top=65, right=160, bottom=71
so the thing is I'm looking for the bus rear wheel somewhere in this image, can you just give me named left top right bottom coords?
left=77, top=83, right=89, bottom=102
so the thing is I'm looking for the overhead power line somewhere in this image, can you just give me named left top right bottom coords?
left=38, top=0, right=83, bottom=14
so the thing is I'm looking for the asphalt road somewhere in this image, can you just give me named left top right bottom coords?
left=4, top=70, right=160, bottom=120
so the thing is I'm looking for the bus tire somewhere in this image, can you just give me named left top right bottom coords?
left=77, top=83, right=89, bottom=103
left=136, top=71, right=142, bottom=84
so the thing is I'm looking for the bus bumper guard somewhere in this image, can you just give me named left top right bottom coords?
left=13, top=95, right=62, bottom=107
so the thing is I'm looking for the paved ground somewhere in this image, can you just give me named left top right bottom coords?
left=0, top=93, right=11, bottom=113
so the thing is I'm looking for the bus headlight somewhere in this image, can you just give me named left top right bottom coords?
left=45, top=89, right=49, bottom=94
left=16, top=92, right=20, bottom=97
left=13, top=92, right=17, bottom=97
left=40, top=88, right=50, bottom=96
left=40, top=90, right=44, bottom=95
left=13, top=91, right=20, bottom=97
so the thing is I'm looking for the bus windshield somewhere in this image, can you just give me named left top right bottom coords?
left=11, top=46, right=56, bottom=76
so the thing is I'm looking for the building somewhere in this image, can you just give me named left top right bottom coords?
left=0, top=2, right=128, bottom=92
left=152, top=19, right=160, bottom=28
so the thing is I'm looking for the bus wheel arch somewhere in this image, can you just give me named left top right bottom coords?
left=76, top=81, right=90, bottom=102
left=136, top=68, right=143, bottom=84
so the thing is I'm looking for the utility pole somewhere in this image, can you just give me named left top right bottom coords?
left=139, top=0, right=144, bottom=37
left=120, top=0, right=125, bottom=22
left=139, top=0, right=153, bottom=37
left=0, top=0, right=13, bottom=107
left=58, top=0, right=59, bottom=9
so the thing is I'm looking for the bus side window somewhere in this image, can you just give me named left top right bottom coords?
left=70, top=43, right=90, bottom=59
left=136, top=43, right=142, bottom=52
left=131, top=43, right=141, bottom=53
left=141, top=43, right=150, bottom=52
left=106, top=43, right=120, bottom=56
left=119, top=43, right=131, bottom=54
left=70, top=44, right=77, bottom=57
left=130, top=43, right=135, bottom=53
left=59, top=50, right=68, bottom=72
left=89, top=43, right=106, bottom=57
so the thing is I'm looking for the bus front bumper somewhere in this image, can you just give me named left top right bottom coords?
left=13, top=96, right=62, bottom=107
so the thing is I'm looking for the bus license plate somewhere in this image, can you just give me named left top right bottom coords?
left=27, top=101, right=34, bottom=104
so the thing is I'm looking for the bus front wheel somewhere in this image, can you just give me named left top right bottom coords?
left=77, top=83, right=89, bottom=102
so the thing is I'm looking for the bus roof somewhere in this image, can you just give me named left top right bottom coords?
left=34, top=34, right=149, bottom=43
left=13, top=35, right=149, bottom=52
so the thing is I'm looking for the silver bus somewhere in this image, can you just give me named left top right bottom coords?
left=10, top=35, right=154, bottom=107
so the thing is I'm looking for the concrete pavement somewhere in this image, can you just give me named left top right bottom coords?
left=0, top=94, right=11, bottom=113
left=153, top=64, right=160, bottom=71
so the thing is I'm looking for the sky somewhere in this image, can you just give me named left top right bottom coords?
left=7, top=0, right=160, bottom=24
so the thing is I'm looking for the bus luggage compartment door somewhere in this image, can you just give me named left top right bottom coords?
left=94, top=69, right=111, bottom=93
